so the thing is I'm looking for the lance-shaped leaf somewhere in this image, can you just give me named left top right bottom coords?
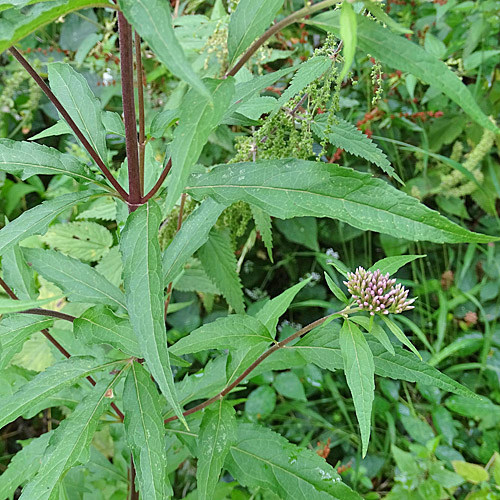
left=225, top=423, right=361, bottom=500
left=48, top=62, right=108, bottom=165
left=0, top=0, right=110, bottom=53
left=163, top=198, right=225, bottom=285
left=0, top=190, right=94, bottom=256
left=23, top=248, right=126, bottom=310
left=340, top=320, right=375, bottom=457
left=0, top=431, right=52, bottom=499
left=368, top=254, right=425, bottom=275
left=309, top=12, right=499, bottom=134
left=250, top=205, right=273, bottom=261
left=0, top=357, right=124, bottom=428
left=198, top=229, right=244, bottom=314
left=118, top=0, right=209, bottom=98
left=18, top=372, right=123, bottom=500
left=0, top=296, right=59, bottom=315
left=123, top=362, right=172, bottom=500
left=2, top=245, right=37, bottom=300
left=197, top=400, right=237, bottom=500
left=339, top=0, right=357, bottom=80
left=171, top=314, right=272, bottom=356
left=120, top=201, right=186, bottom=426
left=0, top=139, right=100, bottom=185
left=164, top=78, right=234, bottom=215
left=187, top=159, right=496, bottom=244
left=228, top=0, right=285, bottom=63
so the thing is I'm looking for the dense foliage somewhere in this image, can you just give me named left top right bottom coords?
left=0, top=0, right=500, bottom=499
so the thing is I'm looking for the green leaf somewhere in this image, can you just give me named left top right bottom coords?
left=275, top=217, right=319, bottom=251
left=2, top=244, right=37, bottom=300
left=227, top=0, right=285, bottom=63
left=0, top=314, right=53, bottom=369
left=250, top=205, right=273, bottom=261
left=0, top=356, right=123, bottom=428
left=123, top=362, right=172, bottom=500
left=0, top=139, right=100, bottom=185
left=324, top=272, right=348, bottom=304
left=273, top=371, right=306, bottom=401
left=73, top=305, right=140, bottom=357
left=0, top=296, right=59, bottom=314
left=339, top=1, right=357, bottom=80
left=197, top=400, right=237, bottom=500
left=187, top=159, right=495, bottom=244
left=256, top=277, right=312, bottom=336
left=368, top=254, right=425, bottom=275
left=0, top=432, right=52, bottom=499
left=198, top=229, right=245, bottom=314
left=310, top=12, right=499, bottom=134
left=28, top=120, right=72, bottom=141
left=48, top=63, right=108, bottom=165
left=120, top=201, right=186, bottom=426
left=163, top=198, right=225, bottom=285
left=363, top=1, right=412, bottom=35
left=452, top=461, right=489, bottom=484
left=164, top=78, right=234, bottom=215
left=340, top=320, right=374, bottom=457
left=350, top=315, right=395, bottom=355
left=23, top=248, right=126, bottom=310
left=118, top=0, right=209, bottom=98
left=41, top=220, right=113, bottom=262
left=149, top=109, right=179, bottom=139
left=170, top=314, right=273, bottom=356
left=0, top=0, right=109, bottom=53
left=380, top=315, right=421, bottom=359
left=18, top=372, right=123, bottom=500
left=0, top=190, right=94, bottom=256
left=244, top=385, right=276, bottom=421
left=225, top=423, right=361, bottom=500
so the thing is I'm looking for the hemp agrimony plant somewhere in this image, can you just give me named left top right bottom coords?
left=0, top=0, right=497, bottom=498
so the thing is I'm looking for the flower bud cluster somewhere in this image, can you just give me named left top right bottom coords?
left=344, top=267, right=415, bottom=315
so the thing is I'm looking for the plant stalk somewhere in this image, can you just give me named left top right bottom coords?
left=134, top=31, right=146, bottom=197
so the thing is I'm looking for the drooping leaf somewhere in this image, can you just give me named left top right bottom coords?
left=227, top=0, right=285, bottom=63
left=309, top=12, right=499, bottom=134
left=198, top=229, right=245, bottom=314
left=324, top=272, right=349, bottom=304
left=2, top=244, right=37, bottom=300
left=197, top=400, right=237, bottom=500
left=340, top=320, right=375, bottom=457
left=0, top=356, right=123, bottom=428
left=118, top=0, right=209, bottom=98
left=380, top=315, right=421, bottom=359
left=120, top=201, right=186, bottom=426
left=250, top=205, right=273, bottom=261
left=48, top=62, right=108, bottom=164
left=164, top=78, right=234, bottom=215
left=123, top=362, right=172, bottom=500
left=23, top=248, right=126, bottom=310
left=170, top=314, right=273, bottom=356
left=0, top=0, right=109, bottom=52
left=73, top=305, right=140, bottom=357
left=163, top=198, right=225, bottom=285
left=0, top=296, right=60, bottom=315
left=312, top=116, right=398, bottom=180
left=0, top=190, right=94, bottom=256
left=368, top=254, right=425, bottom=275
left=0, top=139, right=100, bottom=185
left=18, top=373, right=123, bottom=500
left=187, top=159, right=496, bottom=244
left=350, top=315, right=395, bottom=356
left=339, top=1, right=357, bottom=80
left=225, top=423, right=361, bottom=500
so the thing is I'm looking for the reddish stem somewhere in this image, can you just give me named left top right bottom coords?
left=135, top=31, right=146, bottom=197
left=141, top=158, right=172, bottom=203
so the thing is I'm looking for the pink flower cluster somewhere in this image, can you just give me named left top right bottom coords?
left=344, top=267, right=415, bottom=315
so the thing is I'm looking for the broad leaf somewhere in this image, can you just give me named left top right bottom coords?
left=120, top=201, right=186, bottom=426
left=310, top=12, right=499, bottom=134
left=197, top=400, right=237, bottom=500
left=123, top=362, right=172, bottom=500
left=118, top=0, right=209, bottom=98
left=0, top=190, right=94, bottom=256
left=199, top=229, right=245, bottom=314
left=19, top=373, right=123, bottom=500
left=227, top=0, right=285, bottom=63
left=164, top=78, right=234, bottom=215
left=73, top=305, right=140, bottom=357
left=340, top=320, right=375, bottom=457
left=368, top=254, right=425, bottom=275
left=312, top=116, right=398, bottom=180
left=0, top=139, right=100, bottom=185
left=0, top=0, right=109, bottom=52
left=187, top=159, right=496, bottom=244
left=23, top=248, right=126, bottom=310
left=225, top=423, right=361, bottom=500
left=0, top=356, right=123, bottom=428
left=0, top=296, right=59, bottom=314
left=2, top=244, right=37, bottom=300
left=48, top=63, right=108, bottom=165
left=163, top=198, right=225, bottom=285
left=170, top=314, right=273, bottom=356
